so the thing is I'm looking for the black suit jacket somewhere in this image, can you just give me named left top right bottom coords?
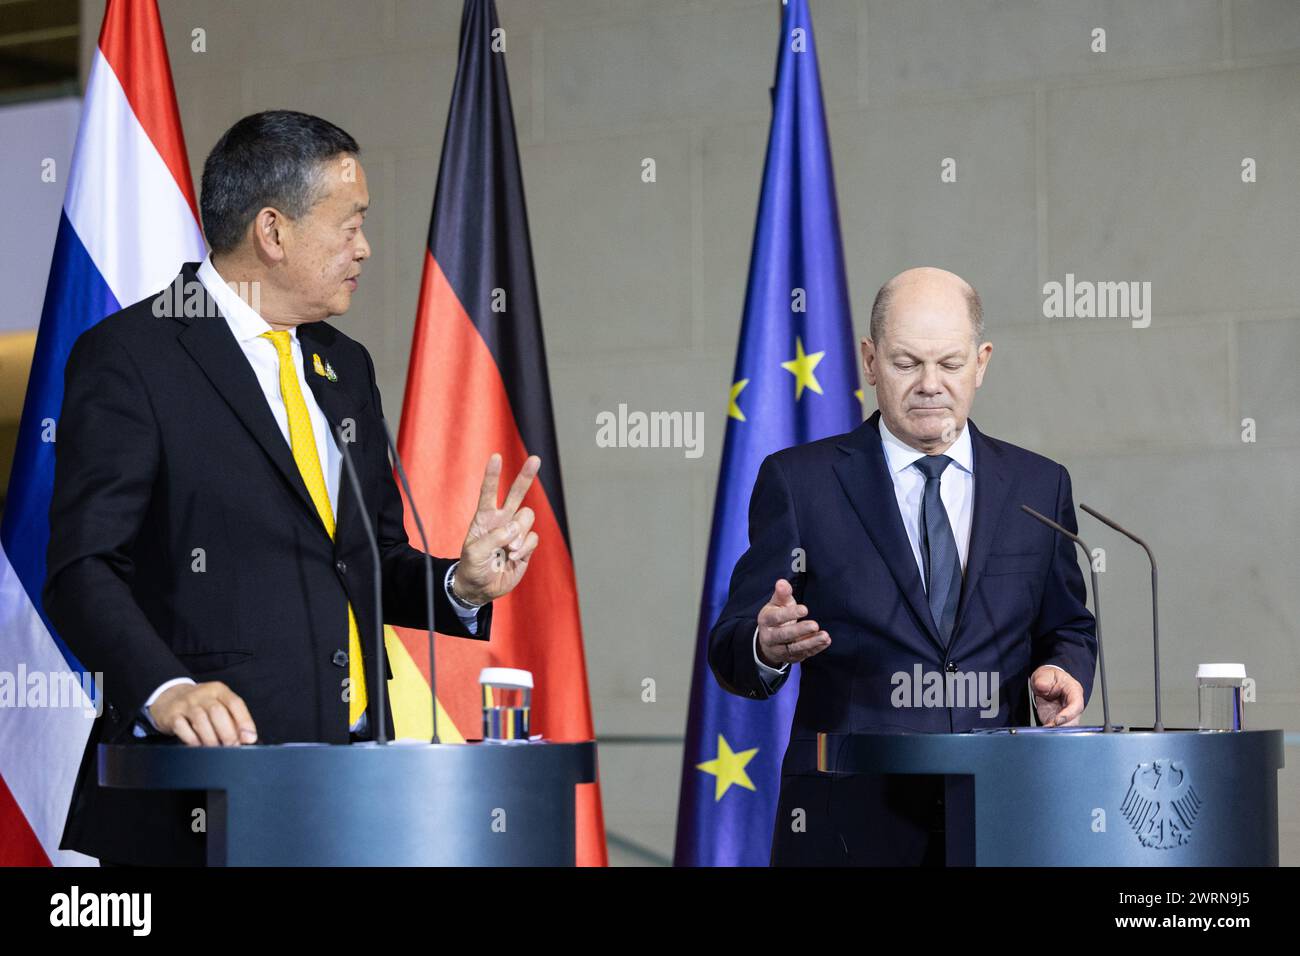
left=708, top=410, right=1097, bottom=865
left=44, top=262, right=490, bottom=865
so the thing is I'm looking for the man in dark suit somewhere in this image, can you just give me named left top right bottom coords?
left=708, top=266, right=1097, bottom=866
left=44, top=111, right=541, bottom=865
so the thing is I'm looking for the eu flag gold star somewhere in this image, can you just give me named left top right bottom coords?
left=729, top=379, right=750, bottom=422
left=696, top=733, right=759, bottom=801
left=780, top=336, right=825, bottom=400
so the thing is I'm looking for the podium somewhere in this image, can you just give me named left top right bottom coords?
left=816, top=728, right=1284, bottom=865
left=99, top=740, right=597, bottom=866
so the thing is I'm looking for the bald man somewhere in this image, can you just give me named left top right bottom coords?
left=708, top=267, right=1097, bottom=866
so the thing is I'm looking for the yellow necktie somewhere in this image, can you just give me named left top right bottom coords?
left=261, top=330, right=367, bottom=727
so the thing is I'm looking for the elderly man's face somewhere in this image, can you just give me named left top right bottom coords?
left=277, top=154, right=370, bottom=320
left=862, top=281, right=992, bottom=452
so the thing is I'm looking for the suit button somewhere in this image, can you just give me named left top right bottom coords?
left=945, top=661, right=957, bottom=672
left=332, top=650, right=348, bottom=667
left=336, top=560, right=347, bottom=575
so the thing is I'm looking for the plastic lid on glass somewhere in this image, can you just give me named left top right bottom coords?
left=1196, top=662, right=1247, bottom=680
left=479, top=667, right=534, bottom=689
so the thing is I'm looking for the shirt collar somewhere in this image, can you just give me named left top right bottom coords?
left=196, top=253, right=291, bottom=345
left=878, top=413, right=974, bottom=476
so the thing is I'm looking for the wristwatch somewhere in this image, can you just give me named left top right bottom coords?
left=446, top=561, right=483, bottom=610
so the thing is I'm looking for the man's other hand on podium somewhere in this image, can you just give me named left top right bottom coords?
left=149, top=682, right=259, bottom=746
left=1030, top=665, right=1084, bottom=727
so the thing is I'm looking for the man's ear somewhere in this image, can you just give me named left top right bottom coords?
left=861, top=337, right=877, bottom=386
left=251, top=207, right=287, bottom=263
left=973, top=341, right=993, bottom=387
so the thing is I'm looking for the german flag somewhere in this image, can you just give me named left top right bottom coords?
left=391, top=0, right=608, bottom=866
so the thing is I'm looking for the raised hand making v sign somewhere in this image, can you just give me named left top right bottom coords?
left=451, top=453, right=543, bottom=607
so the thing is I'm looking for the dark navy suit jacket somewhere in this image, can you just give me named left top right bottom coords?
left=708, top=409, right=1097, bottom=864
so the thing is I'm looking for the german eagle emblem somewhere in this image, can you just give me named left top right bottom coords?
left=1121, top=759, right=1201, bottom=849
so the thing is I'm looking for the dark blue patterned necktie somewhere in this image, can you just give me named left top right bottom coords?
left=913, top=455, right=962, bottom=646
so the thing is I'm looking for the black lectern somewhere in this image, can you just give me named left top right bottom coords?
left=817, top=728, right=1283, bottom=865
left=100, top=741, right=597, bottom=865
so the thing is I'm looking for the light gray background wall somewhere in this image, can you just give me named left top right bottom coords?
left=79, top=0, right=1300, bottom=865
left=0, top=97, right=79, bottom=333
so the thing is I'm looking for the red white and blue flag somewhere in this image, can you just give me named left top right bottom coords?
left=0, top=0, right=203, bottom=865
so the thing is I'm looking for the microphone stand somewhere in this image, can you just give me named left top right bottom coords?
left=1079, top=503, right=1164, bottom=732
left=336, top=424, right=388, bottom=745
left=381, top=419, right=440, bottom=744
left=1020, top=505, right=1112, bottom=733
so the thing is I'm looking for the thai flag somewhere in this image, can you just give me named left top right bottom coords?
left=0, top=0, right=203, bottom=865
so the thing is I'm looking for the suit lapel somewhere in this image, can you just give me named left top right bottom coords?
left=948, top=418, right=1016, bottom=653
left=172, top=263, right=365, bottom=548
left=173, top=266, right=327, bottom=537
left=833, top=411, right=946, bottom=655
left=297, top=322, right=361, bottom=549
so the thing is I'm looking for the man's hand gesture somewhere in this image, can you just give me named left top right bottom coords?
left=756, top=578, right=831, bottom=668
left=453, top=453, right=542, bottom=606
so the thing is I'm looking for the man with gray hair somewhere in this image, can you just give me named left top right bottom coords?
left=709, top=266, right=1097, bottom=866
left=45, top=110, right=541, bottom=865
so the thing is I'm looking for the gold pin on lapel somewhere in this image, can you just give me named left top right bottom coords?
left=312, top=353, right=326, bottom=377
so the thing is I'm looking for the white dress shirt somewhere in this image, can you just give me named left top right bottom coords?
left=753, top=416, right=1064, bottom=698
left=137, top=255, right=477, bottom=738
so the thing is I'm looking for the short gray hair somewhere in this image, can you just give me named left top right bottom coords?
left=200, top=110, right=360, bottom=254
left=869, top=276, right=984, bottom=343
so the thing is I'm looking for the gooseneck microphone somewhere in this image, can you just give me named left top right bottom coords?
left=1020, top=505, right=1113, bottom=733
left=1079, top=503, right=1164, bottom=732
left=335, top=423, right=388, bottom=745
left=380, top=418, right=441, bottom=744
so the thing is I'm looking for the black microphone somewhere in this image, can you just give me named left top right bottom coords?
left=335, top=423, right=388, bottom=745
left=1079, top=503, right=1164, bottom=732
left=1020, top=504, right=1113, bottom=733
left=379, top=418, right=441, bottom=744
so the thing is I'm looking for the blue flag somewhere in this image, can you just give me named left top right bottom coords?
left=674, top=0, right=861, bottom=866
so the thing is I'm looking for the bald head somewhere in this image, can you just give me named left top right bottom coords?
left=861, top=266, right=993, bottom=454
left=869, top=267, right=983, bottom=345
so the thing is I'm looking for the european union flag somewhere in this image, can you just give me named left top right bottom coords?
left=674, top=0, right=861, bottom=866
